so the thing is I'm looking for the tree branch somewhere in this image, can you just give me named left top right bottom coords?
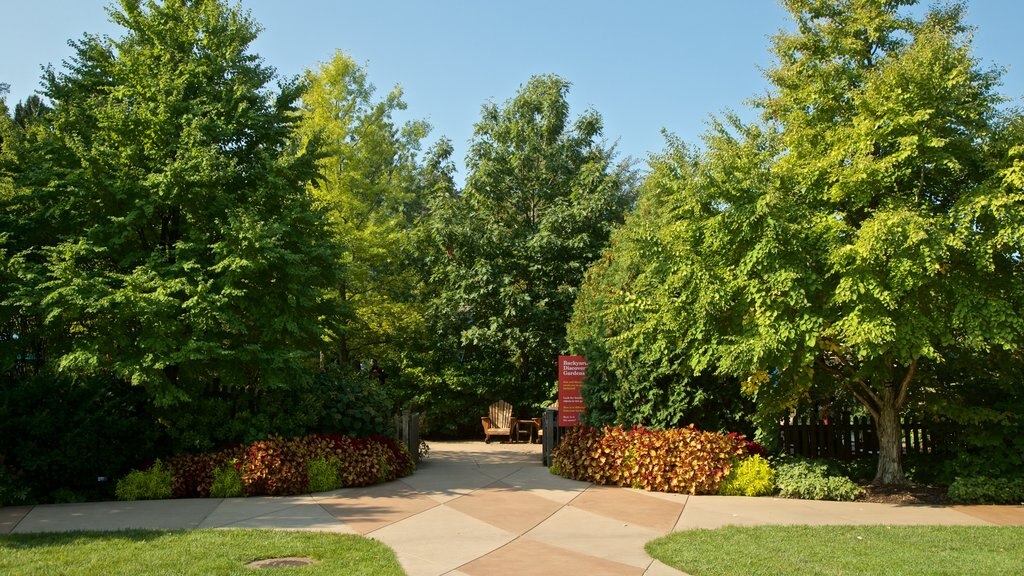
left=895, top=358, right=917, bottom=409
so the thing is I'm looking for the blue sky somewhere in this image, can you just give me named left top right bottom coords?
left=3, top=1, right=1022, bottom=183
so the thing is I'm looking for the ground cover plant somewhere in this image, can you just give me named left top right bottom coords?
left=646, top=525, right=1024, bottom=576
left=948, top=476, right=1024, bottom=505
left=0, top=529, right=404, bottom=576
left=775, top=457, right=864, bottom=502
left=550, top=425, right=758, bottom=493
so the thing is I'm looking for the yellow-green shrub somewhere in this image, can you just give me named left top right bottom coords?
left=718, top=455, right=776, bottom=496
left=115, top=460, right=173, bottom=501
left=307, top=457, right=343, bottom=493
left=209, top=462, right=244, bottom=498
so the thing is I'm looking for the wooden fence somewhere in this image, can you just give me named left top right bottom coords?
left=780, top=413, right=948, bottom=460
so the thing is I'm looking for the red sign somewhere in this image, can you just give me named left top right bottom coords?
left=558, top=355, right=588, bottom=426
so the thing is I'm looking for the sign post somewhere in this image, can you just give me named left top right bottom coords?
left=557, top=355, right=588, bottom=427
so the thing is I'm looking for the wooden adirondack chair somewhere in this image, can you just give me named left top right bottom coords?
left=481, top=400, right=518, bottom=443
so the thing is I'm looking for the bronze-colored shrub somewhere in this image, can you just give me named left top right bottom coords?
left=165, top=434, right=414, bottom=498
left=550, top=425, right=749, bottom=494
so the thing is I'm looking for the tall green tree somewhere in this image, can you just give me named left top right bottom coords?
left=425, top=75, right=635, bottom=417
left=294, top=51, right=429, bottom=371
left=568, top=136, right=756, bottom=434
left=8, top=0, right=345, bottom=438
left=573, top=0, right=1022, bottom=484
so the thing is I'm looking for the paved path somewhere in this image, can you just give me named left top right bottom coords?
left=3, top=441, right=1023, bottom=576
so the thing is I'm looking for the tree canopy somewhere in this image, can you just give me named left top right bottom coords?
left=418, top=75, right=635, bottom=424
left=3, top=0, right=345, bottom=423
left=570, top=0, right=1023, bottom=484
left=294, top=51, right=430, bottom=371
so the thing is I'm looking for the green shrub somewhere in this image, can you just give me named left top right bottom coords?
left=948, top=476, right=1024, bottom=504
left=550, top=425, right=750, bottom=494
left=209, top=462, right=244, bottom=498
left=718, top=455, right=776, bottom=496
left=776, top=458, right=864, bottom=501
left=167, top=446, right=247, bottom=498
left=307, top=457, right=343, bottom=493
left=0, top=372, right=161, bottom=502
left=0, top=466, right=32, bottom=507
left=115, top=460, right=173, bottom=501
left=49, top=488, right=86, bottom=504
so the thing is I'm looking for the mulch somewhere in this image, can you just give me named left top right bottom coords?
left=856, top=483, right=950, bottom=506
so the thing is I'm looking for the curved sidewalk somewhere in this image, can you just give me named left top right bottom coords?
left=3, top=441, right=1023, bottom=576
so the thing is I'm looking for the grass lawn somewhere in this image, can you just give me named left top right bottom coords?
left=646, top=525, right=1024, bottom=576
left=0, top=529, right=405, bottom=575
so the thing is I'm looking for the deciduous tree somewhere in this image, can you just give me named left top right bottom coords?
left=573, top=0, right=1022, bottom=484
left=427, top=75, right=635, bottom=414
left=294, top=51, right=429, bottom=371
left=10, top=0, right=346, bottom=431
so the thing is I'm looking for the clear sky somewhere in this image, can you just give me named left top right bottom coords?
left=3, top=1, right=1022, bottom=183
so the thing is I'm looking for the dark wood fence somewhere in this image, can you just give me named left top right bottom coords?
left=780, top=413, right=948, bottom=460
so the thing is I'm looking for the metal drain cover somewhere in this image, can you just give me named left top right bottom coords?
left=245, top=557, right=318, bottom=569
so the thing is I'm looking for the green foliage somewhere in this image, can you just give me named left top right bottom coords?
left=0, top=371, right=162, bottom=502
left=551, top=425, right=749, bottom=494
left=775, top=458, right=864, bottom=501
left=208, top=462, right=244, bottom=498
left=415, top=75, right=635, bottom=428
left=7, top=0, right=346, bottom=410
left=568, top=209, right=757, bottom=433
left=48, top=488, right=87, bottom=504
left=295, top=51, right=430, bottom=373
left=0, top=466, right=32, bottom=506
left=307, top=457, right=343, bottom=493
left=314, top=366, right=394, bottom=438
left=718, top=455, right=776, bottom=497
left=948, top=476, right=1024, bottom=505
left=919, top=350, right=1024, bottom=482
left=115, top=460, right=173, bottom=501
left=568, top=0, right=1024, bottom=485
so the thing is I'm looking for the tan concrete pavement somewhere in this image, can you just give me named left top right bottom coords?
left=3, top=440, right=1023, bottom=576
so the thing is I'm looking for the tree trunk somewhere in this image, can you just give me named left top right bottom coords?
left=873, top=393, right=906, bottom=485
left=847, top=360, right=916, bottom=485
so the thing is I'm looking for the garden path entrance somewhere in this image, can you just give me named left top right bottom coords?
left=5, top=441, right=1023, bottom=576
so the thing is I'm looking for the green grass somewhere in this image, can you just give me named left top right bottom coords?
left=646, top=525, right=1024, bottom=576
left=0, top=529, right=405, bottom=576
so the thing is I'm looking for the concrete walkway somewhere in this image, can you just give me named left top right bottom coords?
left=3, top=441, right=1023, bottom=576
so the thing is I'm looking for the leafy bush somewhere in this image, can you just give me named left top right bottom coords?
left=0, top=466, right=32, bottom=506
left=49, top=488, right=87, bottom=504
left=208, top=462, right=244, bottom=498
left=776, top=458, right=864, bottom=501
left=0, top=372, right=162, bottom=502
left=718, top=455, right=776, bottom=496
left=948, top=476, right=1024, bottom=505
left=166, top=433, right=414, bottom=498
left=550, top=425, right=750, bottom=494
left=307, top=457, right=343, bottom=493
left=115, top=460, right=173, bottom=501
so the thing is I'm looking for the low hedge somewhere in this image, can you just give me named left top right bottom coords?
left=550, top=425, right=756, bottom=494
left=948, top=476, right=1024, bottom=505
left=117, top=433, right=414, bottom=500
left=775, top=457, right=864, bottom=501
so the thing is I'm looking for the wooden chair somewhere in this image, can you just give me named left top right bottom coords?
left=481, top=400, right=518, bottom=443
